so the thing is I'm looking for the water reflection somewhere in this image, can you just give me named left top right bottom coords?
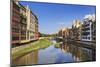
left=12, top=41, right=95, bottom=66
left=59, top=42, right=95, bottom=62
left=13, top=50, right=39, bottom=65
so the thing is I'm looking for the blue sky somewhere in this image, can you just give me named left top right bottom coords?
left=19, top=1, right=96, bottom=34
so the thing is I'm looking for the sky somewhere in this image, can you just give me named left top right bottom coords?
left=19, top=1, right=96, bottom=34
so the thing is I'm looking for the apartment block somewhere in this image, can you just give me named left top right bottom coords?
left=26, top=6, right=39, bottom=41
left=12, top=0, right=39, bottom=45
left=19, top=4, right=27, bottom=43
left=81, top=14, right=96, bottom=42
left=12, top=1, right=21, bottom=45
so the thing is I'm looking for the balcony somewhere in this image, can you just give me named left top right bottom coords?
left=20, top=14, right=27, bottom=24
left=82, top=32, right=90, bottom=35
left=20, top=13, right=27, bottom=20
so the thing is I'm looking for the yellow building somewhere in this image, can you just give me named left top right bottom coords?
left=58, top=27, right=71, bottom=39
left=72, top=20, right=82, bottom=40
left=26, top=5, right=39, bottom=42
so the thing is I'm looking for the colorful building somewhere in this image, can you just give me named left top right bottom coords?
left=11, top=0, right=39, bottom=45
left=19, top=3, right=27, bottom=43
left=81, top=14, right=96, bottom=42
left=72, top=20, right=82, bottom=40
left=11, top=1, right=21, bottom=45
left=58, top=28, right=71, bottom=39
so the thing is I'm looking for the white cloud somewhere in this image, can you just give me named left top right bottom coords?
left=84, top=14, right=96, bottom=21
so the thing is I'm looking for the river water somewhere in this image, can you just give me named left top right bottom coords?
left=12, top=40, right=95, bottom=66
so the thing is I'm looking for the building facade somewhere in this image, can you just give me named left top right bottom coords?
left=58, top=28, right=71, bottom=39
left=91, top=15, right=96, bottom=42
left=19, top=4, right=27, bottom=43
left=12, top=1, right=21, bottom=45
left=26, top=6, right=39, bottom=41
left=34, top=15, right=39, bottom=40
left=12, top=0, right=39, bottom=45
left=81, top=14, right=96, bottom=42
left=91, top=20, right=96, bottom=42
left=72, top=20, right=82, bottom=40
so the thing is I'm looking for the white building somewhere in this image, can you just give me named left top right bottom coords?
left=81, top=14, right=96, bottom=41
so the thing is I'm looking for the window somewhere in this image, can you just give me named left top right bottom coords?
left=12, top=36, right=19, bottom=40
left=88, top=37, right=90, bottom=39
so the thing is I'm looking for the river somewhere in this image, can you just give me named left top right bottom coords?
left=12, top=40, right=95, bottom=66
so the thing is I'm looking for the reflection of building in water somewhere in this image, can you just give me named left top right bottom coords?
left=60, top=43, right=70, bottom=53
left=79, top=48, right=93, bottom=61
left=71, top=45, right=81, bottom=61
left=33, top=50, right=38, bottom=64
left=60, top=43, right=80, bottom=61
left=60, top=43, right=93, bottom=61
left=13, top=50, right=38, bottom=65
left=71, top=46, right=93, bottom=61
left=92, top=49, right=96, bottom=61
